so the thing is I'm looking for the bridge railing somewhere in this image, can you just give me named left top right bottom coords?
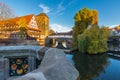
left=48, top=35, right=72, bottom=38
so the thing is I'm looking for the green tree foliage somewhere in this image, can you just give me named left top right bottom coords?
left=49, top=29, right=55, bottom=35
left=77, top=25, right=110, bottom=54
left=73, top=53, right=109, bottom=80
left=17, top=18, right=27, bottom=38
left=17, top=18, right=27, bottom=32
left=73, top=8, right=98, bottom=46
left=0, top=2, right=15, bottom=20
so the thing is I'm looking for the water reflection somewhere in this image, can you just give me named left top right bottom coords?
left=72, top=52, right=109, bottom=80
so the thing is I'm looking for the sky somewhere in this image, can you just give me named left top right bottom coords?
left=0, top=0, right=120, bottom=32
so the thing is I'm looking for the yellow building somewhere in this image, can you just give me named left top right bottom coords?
left=36, top=13, right=49, bottom=45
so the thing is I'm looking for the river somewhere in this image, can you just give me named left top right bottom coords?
left=66, top=52, right=120, bottom=80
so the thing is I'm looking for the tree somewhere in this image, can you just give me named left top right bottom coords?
left=17, top=18, right=27, bottom=38
left=0, top=2, right=15, bottom=20
left=73, top=8, right=98, bottom=46
left=49, top=29, right=55, bottom=35
left=117, top=25, right=120, bottom=30
left=77, top=25, right=110, bottom=54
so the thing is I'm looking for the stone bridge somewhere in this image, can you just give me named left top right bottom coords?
left=45, top=31, right=73, bottom=49
left=0, top=46, right=78, bottom=80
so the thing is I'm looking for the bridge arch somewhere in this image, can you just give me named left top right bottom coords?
left=45, top=37, right=57, bottom=47
left=45, top=32, right=72, bottom=49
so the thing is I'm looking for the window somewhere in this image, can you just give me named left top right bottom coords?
left=9, top=57, right=28, bottom=76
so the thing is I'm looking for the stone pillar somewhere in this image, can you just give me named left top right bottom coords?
left=28, top=56, right=36, bottom=72
left=0, top=59, right=4, bottom=80
left=4, top=58, right=9, bottom=79
left=0, top=58, right=9, bottom=80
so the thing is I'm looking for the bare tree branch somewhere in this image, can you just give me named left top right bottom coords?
left=0, top=2, right=15, bottom=20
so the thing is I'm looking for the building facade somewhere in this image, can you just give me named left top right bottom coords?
left=36, top=13, right=49, bottom=45
left=0, top=13, right=49, bottom=45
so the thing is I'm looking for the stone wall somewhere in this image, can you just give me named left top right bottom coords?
left=0, top=40, right=40, bottom=46
left=14, top=48, right=79, bottom=80
left=0, top=46, right=43, bottom=80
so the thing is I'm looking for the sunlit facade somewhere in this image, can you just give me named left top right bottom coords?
left=36, top=13, right=49, bottom=45
left=0, top=14, right=42, bottom=45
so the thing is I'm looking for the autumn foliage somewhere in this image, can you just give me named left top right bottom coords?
left=73, top=8, right=98, bottom=46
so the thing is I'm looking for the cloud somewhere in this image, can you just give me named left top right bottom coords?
left=109, top=24, right=119, bottom=28
left=39, top=4, right=50, bottom=14
left=51, top=0, right=74, bottom=16
left=56, top=0, right=65, bottom=13
left=66, top=0, right=75, bottom=7
left=50, top=23, right=72, bottom=32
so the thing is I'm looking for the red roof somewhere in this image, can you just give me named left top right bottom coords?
left=0, top=20, right=2, bottom=25
left=0, top=14, right=42, bottom=32
left=0, top=14, right=34, bottom=26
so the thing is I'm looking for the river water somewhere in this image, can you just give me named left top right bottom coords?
left=66, top=52, right=120, bottom=80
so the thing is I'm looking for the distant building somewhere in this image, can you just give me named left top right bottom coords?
left=108, top=25, right=120, bottom=37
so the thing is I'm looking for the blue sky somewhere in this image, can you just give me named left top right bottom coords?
left=0, top=0, right=120, bottom=32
